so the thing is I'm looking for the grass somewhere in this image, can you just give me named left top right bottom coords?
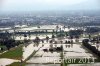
left=0, top=46, right=6, bottom=48
left=0, top=46, right=7, bottom=53
left=7, top=45, right=42, bottom=66
left=0, top=45, right=23, bottom=60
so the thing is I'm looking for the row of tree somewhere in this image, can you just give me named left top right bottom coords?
left=0, top=39, right=23, bottom=50
left=82, top=39, right=100, bottom=57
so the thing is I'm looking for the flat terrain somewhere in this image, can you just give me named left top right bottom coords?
left=0, top=45, right=23, bottom=60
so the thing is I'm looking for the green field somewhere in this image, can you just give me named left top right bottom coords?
left=0, top=46, right=7, bottom=53
left=0, top=45, right=23, bottom=60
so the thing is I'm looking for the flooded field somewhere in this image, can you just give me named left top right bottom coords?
left=23, top=38, right=96, bottom=65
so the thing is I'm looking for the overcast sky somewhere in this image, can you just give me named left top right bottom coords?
left=0, top=0, right=100, bottom=12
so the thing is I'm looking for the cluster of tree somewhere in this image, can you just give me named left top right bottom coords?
left=69, top=30, right=83, bottom=36
left=33, top=37, right=40, bottom=44
left=89, top=36, right=100, bottom=44
left=52, top=35, right=56, bottom=38
left=51, top=40, right=73, bottom=44
left=82, top=39, right=100, bottom=57
left=43, top=45, right=63, bottom=52
left=0, top=33, right=23, bottom=50
left=15, top=31, right=59, bottom=35
left=57, top=33, right=65, bottom=37
left=65, top=40, right=73, bottom=44
left=86, top=27, right=100, bottom=34
left=0, top=39, right=22, bottom=50
left=46, top=36, right=49, bottom=42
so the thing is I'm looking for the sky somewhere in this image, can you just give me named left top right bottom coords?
left=0, top=0, right=100, bottom=12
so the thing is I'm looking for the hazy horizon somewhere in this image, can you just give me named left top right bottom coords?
left=0, top=0, right=100, bottom=13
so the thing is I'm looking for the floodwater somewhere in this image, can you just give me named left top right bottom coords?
left=0, top=58, right=19, bottom=66
left=23, top=37, right=96, bottom=66
left=25, top=43, right=95, bottom=64
left=26, top=64, right=60, bottom=66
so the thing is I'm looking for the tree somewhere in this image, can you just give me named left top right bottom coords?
left=75, top=35, right=79, bottom=42
left=52, top=35, right=55, bottom=38
left=70, top=36, right=73, bottom=39
left=34, top=36, right=40, bottom=45
left=56, top=25, right=59, bottom=31
left=49, top=40, right=53, bottom=44
left=46, top=36, right=49, bottom=43
left=24, top=34, right=27, bottom=37
left=3, top=39, right=16, bottom=50
left=69, top=30, right=83, bottom=36
left=28, top=31, right=31, bottom=39
left=60, top=41, right=63, bottom=44
left=63, top=26, right=66, bottom=29
left=0, top=32, right=17, bottom=50
left=65, top=40, right=68, bottom=44
left=41, top=39, right=44, bottom=43
left=56, top=25, right=59, bottom=35
left=24, top=34, right=28, bottom=43
left=86, top=27, right=100, bottom=34
left=71, top=40, right=73, bottom=47
left=88, top=34, right=91, bottom=39
left=52, top=35, right=55, bottom=42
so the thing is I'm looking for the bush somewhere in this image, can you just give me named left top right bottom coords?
left=43, top=49, right=48, bottom=52
left=56, top=47, right=63, bottom=51
left=97, top=51, right=100, bottom=56
left=68, top=41, right=71, bottom=44
left=54, top=41, right=57, bottom=44
left=57, top=33, right=65, bottom=37
left=49, top=48, right=53, bottom=52
left=65, top=40, right=68, bottom=44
